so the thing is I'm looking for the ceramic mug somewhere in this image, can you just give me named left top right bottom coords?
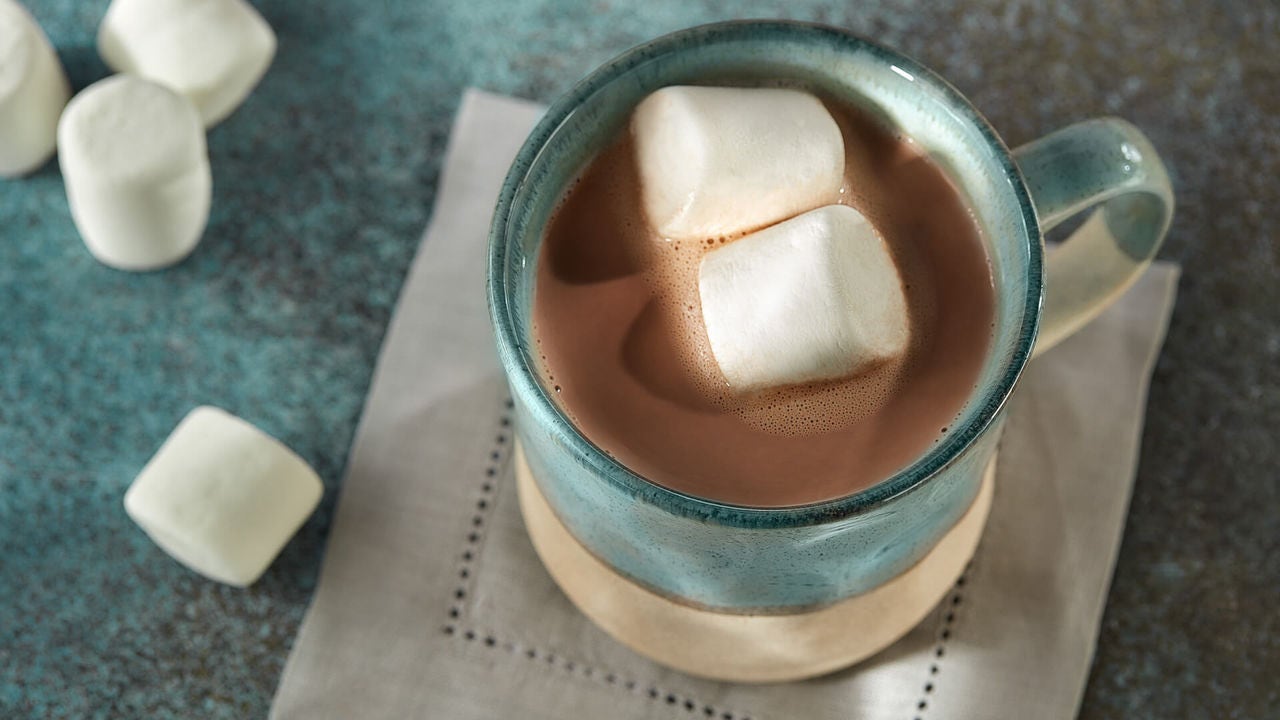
left=488, top=20, right=1172, bottom=674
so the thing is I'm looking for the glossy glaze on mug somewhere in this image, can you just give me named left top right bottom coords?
left=489, top=21, right=1041, bottom=611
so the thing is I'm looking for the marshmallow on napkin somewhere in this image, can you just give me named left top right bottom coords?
left=632, top=85, right=844, bottom=240
left=124, top=406, right=323, bottom=588
left=0, top=0, right=70, bottom=177
left=98, top=0, right=276, bottom=127
left=699, top=204, right=909, bottom=391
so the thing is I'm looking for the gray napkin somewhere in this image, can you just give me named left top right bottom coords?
left=271, top=89, right=1180, bottom=720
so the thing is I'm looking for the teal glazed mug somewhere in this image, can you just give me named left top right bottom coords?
left=488, top=21, right=1172, bottom=675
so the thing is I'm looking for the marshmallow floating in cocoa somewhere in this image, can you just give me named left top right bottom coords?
left=699, top=204, right=909, bottom=391
left=632, top=86, right=844, bottom=240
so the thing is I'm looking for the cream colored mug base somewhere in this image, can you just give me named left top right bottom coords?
left=515, top=443, right=995, bottom=683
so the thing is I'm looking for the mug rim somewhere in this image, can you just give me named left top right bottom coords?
left=488, top=19, right=1043, bottom=527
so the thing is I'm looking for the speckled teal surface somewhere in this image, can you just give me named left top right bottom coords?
left=2, top=2, right=1276, bottom=718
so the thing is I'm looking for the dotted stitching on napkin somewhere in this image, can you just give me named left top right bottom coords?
left=440, top=399, right=754, bottom=720
left=446, top=626, right=752, bottom=719
left=442, top=398, right=512, bottom=630
left=910, top=558, right=974, bottom=720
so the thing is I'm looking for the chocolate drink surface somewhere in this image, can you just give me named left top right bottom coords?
left=532, top=93, right=996, bottom=507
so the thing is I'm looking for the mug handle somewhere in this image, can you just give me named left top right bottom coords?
left=1012, top=118, right=1175, bottom=358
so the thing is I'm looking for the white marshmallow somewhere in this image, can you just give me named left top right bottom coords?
left=0, top=0, right=69, bottom=177
left=632, top=86, right=844, bottom=240
left=124, top=407, right=323, bottom=587
left=98, top=0, right=276, bottom=128
left=699, top=204, right=909, bottom=391
left=58, top=75, right=211, bottom=270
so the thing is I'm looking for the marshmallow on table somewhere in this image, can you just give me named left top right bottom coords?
left=98, top=0, right=276, bottom=128
left=0, top=0, right=69, bottom=177
left=699, top=204, right=910, bottom=391
left=632, top=85, right=844, bottom=240
left=58, top=75, right=211, bottom=271
left=124, top=407, right=323, bottom=587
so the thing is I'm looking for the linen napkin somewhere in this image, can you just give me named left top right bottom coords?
left=271, top=89, right=1180, bottom=720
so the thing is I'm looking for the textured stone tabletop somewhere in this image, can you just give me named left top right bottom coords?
left=1, top=1, right=1275, bottom=718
